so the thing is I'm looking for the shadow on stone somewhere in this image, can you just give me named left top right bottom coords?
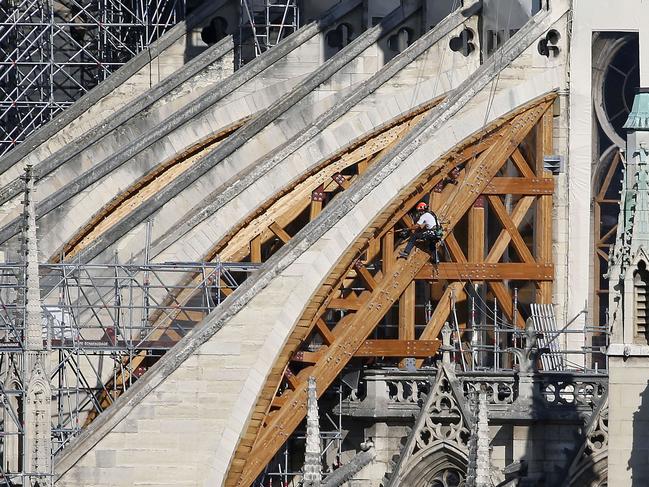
left=628, top=380, right=649, bottom=486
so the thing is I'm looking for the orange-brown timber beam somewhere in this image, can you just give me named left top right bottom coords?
left=535, top=109, right=554, bottom=303
left=468, top=196, right=485, bottom=263
left=250, top=235, right=262, bottom=263
left=227, top=95, right=557, bottom=486
left=483, top=177, right=553, bottom=195
left=398, top=281, right=416, bottom=367
left=416, top=263, right=554, bottom=281
left=415, top=282, right=466, bottom=367
left=356, top=339, right=441, bottom=357
left=436, top=103, right=548, bottom=229
left=234, top=250, right=430, bottom=486
left=487, top=195, right=535, bottom=263
left=485, top=196, right=535, bottom=264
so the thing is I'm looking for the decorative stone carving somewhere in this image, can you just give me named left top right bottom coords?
left=387, top=379, right=429, bottom=404
left=463, top=379, right=515, bottom=406
left=566, top=398, right=609, bottom=487
left=386, top=365, right=471, bottom=487
left=21, top=165, right=52, bottom=486
left=540, top=377, right=607, bottom=409
left=341, top=368, right=606, bottom=420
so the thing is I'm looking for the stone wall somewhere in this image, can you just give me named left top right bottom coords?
left=609, top=356, right=649, bottom=485
left=55, top=6, right=569, bottom=486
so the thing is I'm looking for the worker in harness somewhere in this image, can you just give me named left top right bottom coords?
left=398, top=202, right=443, bottom=262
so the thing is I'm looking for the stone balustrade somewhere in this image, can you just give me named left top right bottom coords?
left=339, top=367, right=608, bottom=421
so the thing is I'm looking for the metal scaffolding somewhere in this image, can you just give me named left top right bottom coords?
left=0, top=257, right=257, bottom=483
left=0, top=260, right=606, bottom=484
left=238, top=0, right=299, bottom=66
left=256, top=382, right=344, bottom=487
left=0, top=0, right=186, bottom=156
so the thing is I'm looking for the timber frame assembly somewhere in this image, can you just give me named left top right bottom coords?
left=226, top=93, right=557, bottom=486
left=79, top=92, right=557, bottom=487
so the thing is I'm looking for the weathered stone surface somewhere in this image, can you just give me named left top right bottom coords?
left=55, top=6, right=569, bottom=486
left=0, top=0, right=232, bottom=184
left=0, top=0, right=364, bottom=258
left=35, top=0, right=415, bottom=263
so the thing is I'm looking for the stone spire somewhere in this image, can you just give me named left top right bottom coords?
left=303, top=376, right=322, bottom=486
left=22, top=164, right=43, bottom=351
left=609, top=88, right=649, bottom=347
left=607, top=87, right=649, bottom=485
left=613, top=89, right=649, bottom=265
left=21, top=164, right=52, bottom=485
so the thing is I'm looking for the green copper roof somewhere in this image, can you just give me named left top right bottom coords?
left=624, top=88, right=649, bottom=131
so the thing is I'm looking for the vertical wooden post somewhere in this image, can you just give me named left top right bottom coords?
left=310, top=185, right=324, bottom=221
left=468, top=195, right=485, bottom=364
left=367, top=239, right=380, bottom=264
left=430, top=182, right=444, bottom=212
left=399, top=281, right=416, bottom=368
left=535, top=109, right=554, bottom=304
left=468, top=196, right=485, bottom=263
left=250, top=235, right=262, bottom=263
left=357, top=154, right=371, bottom=174
left=593, top=195, right=601, bottom=322
left=382, top=229, right=395, bottom=274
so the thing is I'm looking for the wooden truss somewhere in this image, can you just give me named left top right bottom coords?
left=84, top=98, right=442, bottom=424
left=226, top=93, right=557, bottom=487
left=592, top=148, right=622, bottom=328
left=83, top=93, right=557, bottom=487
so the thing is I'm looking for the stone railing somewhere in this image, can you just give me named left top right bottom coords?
left=538, top=372, right=608, bottom=410
left=460, top=373, right=517, bottom=407
left=386, top=376, right=431, bottom=404
left=339, top=368, right=608, bottom=420
left=338, top=369, right=433, bottom=417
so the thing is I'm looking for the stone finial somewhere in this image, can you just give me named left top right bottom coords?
left=441, top=322, right=453, bottom=364
left=466, top=389, right=479, bottom=487
left=467, top=385, right=492, bottom=487
left=303, top=376, right=322, bottom=486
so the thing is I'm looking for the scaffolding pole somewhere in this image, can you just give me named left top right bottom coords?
left=238, top=0, right=299, bottom=66
left=0, top=257, right=257, bottom=480
left=0, top=0, right=186, bottom=155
